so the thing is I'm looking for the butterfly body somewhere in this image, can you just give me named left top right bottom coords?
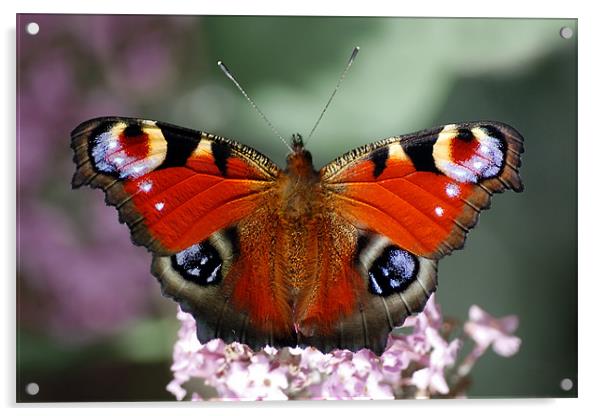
left=72, top=117, right=523, bottom=354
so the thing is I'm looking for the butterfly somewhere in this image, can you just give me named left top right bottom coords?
left=71, top=117, right=523, bottom=354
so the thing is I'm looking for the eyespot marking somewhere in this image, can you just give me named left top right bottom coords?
left=433, top=124, right=505, bottom=183
left=367, top=245, right=419, bottom=296
left=171, top=241, right=223, bottom=286
left=90, top=121, right=167, bottom=179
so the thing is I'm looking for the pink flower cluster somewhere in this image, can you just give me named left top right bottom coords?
left=167, top=296, right=520, bottom=400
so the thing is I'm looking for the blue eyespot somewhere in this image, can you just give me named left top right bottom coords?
left=172, top=241, right=222, bottom=286
left=368, top=245, right=418, bottom=296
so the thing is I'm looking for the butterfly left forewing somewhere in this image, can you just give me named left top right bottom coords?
left=71, top=117, right=279, bottom=254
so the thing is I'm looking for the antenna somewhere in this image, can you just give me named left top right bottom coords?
left=217, top=60, right=292, bottom=152
left=305, top=46, right=360, bottom=143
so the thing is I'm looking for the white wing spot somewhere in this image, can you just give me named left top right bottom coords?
left=435, top=206, right=444, bottom=217
left=445, top=183, right=460, bottom=198
left=154, top=202, right=165, bottom=211
left=139, top=180, right=153, bottom=193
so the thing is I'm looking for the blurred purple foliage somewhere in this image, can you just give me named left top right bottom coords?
left=17, top=15, right=198, bottom=343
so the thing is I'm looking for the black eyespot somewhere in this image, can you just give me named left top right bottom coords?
left=171, top=241, right=223, bottom=286
left=368, top=245, right=419, bottom=296
left=122, top=123, right=144, bottom=138
left=456, top=128, right=474, bottom=141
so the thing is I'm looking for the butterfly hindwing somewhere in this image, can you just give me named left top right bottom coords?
left=298, top=231, right=439, bottom=353
left=151, top=226, right=299, bottom=349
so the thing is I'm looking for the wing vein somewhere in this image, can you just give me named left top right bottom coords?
left=373, top=183, right=452, bottom=236
left=146, top=176, right=268, bottom=228
left=331, top=193, right=428, bottom=254
left=338, top=180, right=454, bottom=241
left=398, top=293, right=412, bottom=315
left=380, top=297, right=394, bottom=330
left=172, top=190, right=271, bottom=247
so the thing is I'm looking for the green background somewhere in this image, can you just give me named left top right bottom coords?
left=17, top=15, right=577, bottom=400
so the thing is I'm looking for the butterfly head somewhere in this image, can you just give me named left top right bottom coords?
left=291, top=133, right=304, bottom=151
left=286, top=133, right=316, bottom=177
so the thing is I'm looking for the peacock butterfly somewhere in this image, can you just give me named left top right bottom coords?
left=70, top=115, right=523, bottom=354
